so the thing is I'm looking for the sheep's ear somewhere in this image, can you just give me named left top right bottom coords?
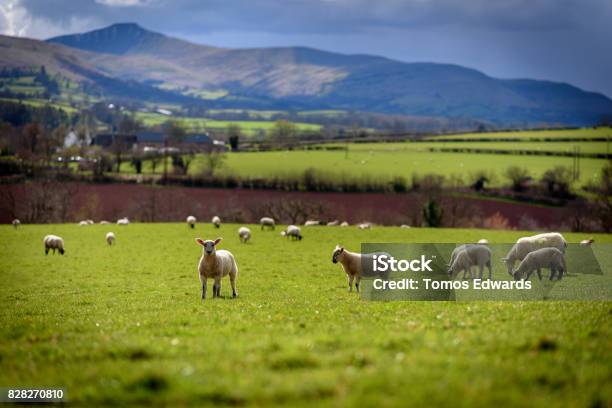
left=214, top=237, right=222, bottom=246
left=195, top=238, right=205, bottom=246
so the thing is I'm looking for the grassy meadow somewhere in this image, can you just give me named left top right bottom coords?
left=1, top=224, right=611, bottom=406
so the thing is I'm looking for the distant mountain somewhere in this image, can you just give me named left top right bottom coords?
left=7, top=22, right=612, bottom=126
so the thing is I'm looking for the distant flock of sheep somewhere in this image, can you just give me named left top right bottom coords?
left=11, top=217, right=595, bottom=299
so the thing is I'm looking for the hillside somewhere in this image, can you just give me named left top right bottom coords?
left=2, top=22, right=611, bottom=126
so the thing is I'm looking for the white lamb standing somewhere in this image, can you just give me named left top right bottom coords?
left=238, top=226, right=251, bottom=243
left=358, top=222, right=372, bottom=230
left=340, top=221, right=349, bottom=227
left=117, top=217, right=130, bottom=225
left=332, top=245, right=363, bottom=292
left=512, top=247, right=566, bottom=281
left=44, top=235, right=65, bottom=255
left=260, top=217, right=275, bottom=230
left=502, top=232, right=567, bottom=275
left=327, top=220, right=339, bottom=226
left=447, top=244, right=492, bottom=279
left=186, top=215, right=197, bottom=229
left=106, top=232, right=116, bottom=246
left=212, top=216, right=221, bottom=229
left=12, top=219, right=20, bottom=229
left=281, top=225, right=302, bottom=240
left=195, top=237, right=238, bottom=299
left=304, top=220, right=320, bottom=226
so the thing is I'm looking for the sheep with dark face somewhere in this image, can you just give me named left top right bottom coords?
left=212, top=216, right=221, bottom=229
left=186, top=215, right=197, bottom=229
left=238, top=226, right=251, bottom=243
left=502, top=232, right=567, bottom=275
left=281, top=225, right=302, bottom=240
left=12, top=219, right=20, bottom=228
left=44, top=235, right=65, bottom=255
left=195, top=237, right=238, bottom=300
left=332, top=245, right=362, bottom=292
left=512, top=247, right=566, bottom=281
left=106, top=232, right=116, bottom=246
left=260, top=217, right=275, bottom=230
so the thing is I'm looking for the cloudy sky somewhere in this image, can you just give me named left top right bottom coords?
left=1, top=0, right=611, bottom=97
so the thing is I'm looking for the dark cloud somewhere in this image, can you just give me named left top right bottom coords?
left=3, top=0, right=612, bottom=97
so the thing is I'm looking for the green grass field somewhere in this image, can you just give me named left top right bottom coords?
left=426, top=127, right=612, bottom=141
left=1, top=224, right=611, bottom=406
left=134, top=112, right=321, bottom=136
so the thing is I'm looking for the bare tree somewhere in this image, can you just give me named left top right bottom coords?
left=201, top=147, right=226, bottom=177
left=255, top=199, right=325, bottom=225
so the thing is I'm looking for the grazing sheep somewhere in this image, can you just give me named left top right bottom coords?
left=340, top=221, right=349, bottom=227
left=580, top=238, right=594, bottom=246
left=512, top=247, right=566, bottom=281
left=87, top=219, right=94, bottom=225
left=400, top=224, right=411, bottom=229
left=502, top=232, right=567, bottom=275
left=260, top=217, right=275, bottom=230
left=477, top=239, right=489, bottom=245
left=106, top=232, right=116, bottom=246
left=195, top=237, right=238, bottom=299
left=304, top=220, right=320, bottom=226
left=44, top=235, right=65, bottom=255
left=358, top=222, right=372, bottom=230
left=281, top=225, right=302, bottom=240
left=327, top=220, right=339, bottom=226
left=332, top=245, right=363, bottom=292
left=238, top=226, right=251, bottom=243
left=186, top=215, right=197, bottom=229
left=100, top=220, right=110, bottom=224
left=212, top=216, right=221, bottom=229
left=447, top=244, right=492, bottom=279
left=12, top=219, right=20, bottom=229
left=117, top=217, right=130, bottom=225
left=79, top=220, right=89, bottom=226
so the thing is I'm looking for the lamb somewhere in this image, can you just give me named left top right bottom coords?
left=87, top=219, right=94, bottom=225
left=44, top=235, right=65, bottom=255
left=212, top=216, right=221, bottom=229
left=477, top=239, right=489, bottom=245
left=117, top=217, right=130, bottom=225
left=327, top=220, right=339, bottom=226
left=580, top=238, right=594, bottom=246
left=512, top=247, right=566, bottom=281
left=186, top=215, right=197, bottom=229
left=100, top=220, right=110, bottom=224
left=12, top=219, right=20, bottom=229
left=400, top=224, right=411, bottom=229
left=358, top=222, right=372, bottom=230
left=502, top=232, right=567, bottom=275
left=281, top=225, right=302, bottom=240
left=238, top=226, right=251, bottom=243
left=106, top=232, right=116, bottom=246
left=195, top=237, right=238, bottom=299
left=332, top=245, right=363, bottom=292
left=340, top=221, right=349, bottom=227
left=79, top=220, right=89, bottom=226
left=260, top=217, right=275, bottom=230
left=304, top=220, right=320, bottom=226
left=447, top=244, right=492, bottom=279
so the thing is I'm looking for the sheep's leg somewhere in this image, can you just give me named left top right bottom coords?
left=45, top=247, right=49, bottom=255
left=487, top=261, right=492, bottom=280
left=469, top=266, right=475, bottom=280
left=549, top=267, right=556, bottom=281
left=355, top=277, right=361, bottom=293
left=348, top=275, right=354, bottom=292
left=462, top=269, right=468, bottom=280
left=478, top=263, right=484, bottom=279
left=213, top=276, right=221, bottom=298
left=201, top=280, right=207, bottom=300
left=536, top=268, right=542, bottom=280
left=230, top=273, right=238, bottom=298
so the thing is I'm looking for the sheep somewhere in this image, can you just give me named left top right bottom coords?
left=400, top=224, right=411, bottom=229
left=186, top=215, right=197, bottom=229
left=281, top=225, right=302, bottom=240
left=477, top=239, right=489, bottom=245
left=447, top=244, right=492, bottom=279
left=327, top=220, right=339, bottom=226
left=12, top=219, right=20, bottom=229
left=195, top=237, right=238, bottom=299
left=106, top=232, right=116, bottom=246
left=212, top=216, right=221, bottom=229
left=340, top=221, right=349, bottom=227
left=502, top=232, right=567, bottom=275
left=100, top=220, right=110, bottom=224
left=512, top=247, right=566, bottom=281
left=332, top=245, right=362, bottom=292
left=357, top=222, right=372, bottom=230
left=117, top=217, right=130, bottom=225
left=580, top=238, right=594, bottom=246
left=87, top=219, right=94, bottom=225
left=304, top=220, right=320, bottom=226
left=44, top=235, right=65, bottom=255
left=238, top=226, right=251, bottom=243
left=260, top=217, right=275, bottom=230
left=79, top=220, right=89, bottom=226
